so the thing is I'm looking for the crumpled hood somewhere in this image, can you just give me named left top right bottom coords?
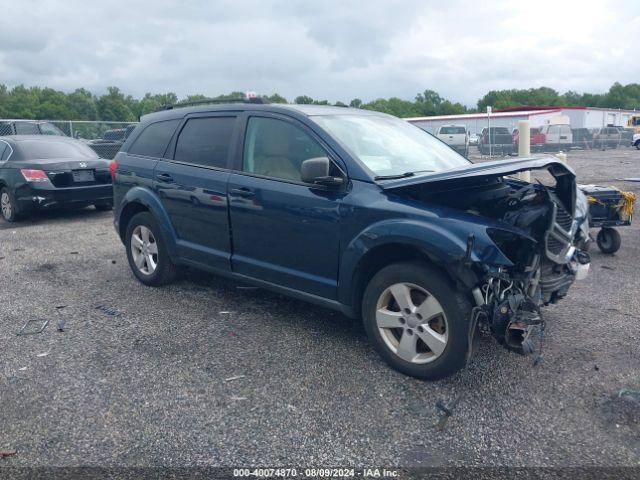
left=377, top=157, right=575, bottom=190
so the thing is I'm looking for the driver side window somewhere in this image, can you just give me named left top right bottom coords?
left=243, top=117, right=327, bottom=182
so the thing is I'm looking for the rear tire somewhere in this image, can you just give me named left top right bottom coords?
left=362, top=261, right=472, bottom=380
left=1, top=187, right=21, bottom=222
left=125, top=212, right=178, bottom=286
left=596, top=227, right=621, bottom=254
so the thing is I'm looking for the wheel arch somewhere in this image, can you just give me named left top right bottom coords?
left=345, top=227, right=475, bottom=316
left=118, top=187, right=178, bottom=255
left=348, top=242, right=452, bottom=318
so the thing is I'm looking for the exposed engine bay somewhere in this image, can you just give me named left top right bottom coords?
left=385, top=157, right=590, bottom=357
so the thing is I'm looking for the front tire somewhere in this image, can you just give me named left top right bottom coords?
left=125, top=212, right=178, bottom=286
left=1, top=187, right=21, bottom=222
left=362, top=261, right=471, bottom=380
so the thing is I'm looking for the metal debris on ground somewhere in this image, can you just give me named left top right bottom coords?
left=55, top=305, right=68, bottom=309
left=36, top=352, right=50, bottom=358
left=0, top=449, right=17, bottom=458
left=433, top=396, right=464, bottom=431
left=17, top=318, right=50, bottom=336
left=95, top=305, right=121, bottom=317
left=70, top=251, right=79, bottom=254
left=230, top=396, right=248, bottom=401
left=224, top=375, right=245, bottom=382
left=219, top=311, right=233, bottom=314
left=57, top=318, right=66, bottom=332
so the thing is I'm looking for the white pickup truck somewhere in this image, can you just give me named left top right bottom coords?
left=435, top=124, right=468, bottom=156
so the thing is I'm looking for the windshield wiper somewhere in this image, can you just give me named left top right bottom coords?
left=374, top=172, right=415, bottom=180
left=374, top=170, right=435, bottom=180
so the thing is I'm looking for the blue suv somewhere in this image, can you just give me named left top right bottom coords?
left=112, top=101, right=589, bottom=380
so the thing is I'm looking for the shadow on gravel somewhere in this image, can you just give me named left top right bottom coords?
left=177, top=267, right=366, bottom=338
left=0, top=206, right=110, bottom=230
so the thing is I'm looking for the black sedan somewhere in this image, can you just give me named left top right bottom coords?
left=0, top=136, right=113, bottom=222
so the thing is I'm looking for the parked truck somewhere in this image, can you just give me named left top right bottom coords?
left=435, top=124, right=468, bottom=156
left=512, top=127, right=546, bottom=153
left=478, top=127, right=512, bottom=155
left=539, top=116, right=573, bottom=151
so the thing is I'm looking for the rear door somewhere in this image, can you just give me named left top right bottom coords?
left=155, top=113, right=239, bottom=270
left=227, top=113, right=345, bottom=299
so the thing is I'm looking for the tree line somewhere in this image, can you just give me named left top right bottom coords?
left=0, top=82, right=638, bottom=122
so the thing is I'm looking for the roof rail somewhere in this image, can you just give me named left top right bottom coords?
left=157, top=94, right=267, bottom=112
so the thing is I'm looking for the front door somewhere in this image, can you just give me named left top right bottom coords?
left=154, top=114, right=238, bottom=270
left=228, top=115, right=344, bottom=299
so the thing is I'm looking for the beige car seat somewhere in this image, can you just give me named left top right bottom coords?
left=252, top=123, right=300, bottom=181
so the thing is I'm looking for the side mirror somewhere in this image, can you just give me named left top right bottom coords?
left=301, top=157, right=343, bottom=186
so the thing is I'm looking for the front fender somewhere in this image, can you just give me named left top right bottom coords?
left=118, top=186, right=178, bottom=256
left=338, top=218, right=513, bottom=306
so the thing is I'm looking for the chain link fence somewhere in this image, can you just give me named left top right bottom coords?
left=408, top=117, right=634, bottom=158
left=0, top=119, right=139, bottom=159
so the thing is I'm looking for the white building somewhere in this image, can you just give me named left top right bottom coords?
left=406, top=106, right=639, bottom=135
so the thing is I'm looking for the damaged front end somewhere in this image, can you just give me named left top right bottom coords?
left=383, top=157, right=591, bottom=356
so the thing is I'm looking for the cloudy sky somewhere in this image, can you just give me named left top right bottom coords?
left=1, top=0, right=638, bottom=106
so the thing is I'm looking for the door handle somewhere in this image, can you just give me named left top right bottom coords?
left=156, top=173, right=174, bottom=183
left=230, top=187, right=255, bottom=197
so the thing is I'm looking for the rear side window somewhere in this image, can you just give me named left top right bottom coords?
left=39, top=122, right=65, bottom=136
left=439, top=126, right=466, bottom=134
left=15, top=122, right=39, bottom=135
left=128, top=119, right=180, bottom=158
left=0, top=142, right=7, bottom=162
left=174, top=117, right=235, bottom=168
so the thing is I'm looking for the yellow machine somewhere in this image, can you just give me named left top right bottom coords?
left=627, top=115, right=640, bottom=134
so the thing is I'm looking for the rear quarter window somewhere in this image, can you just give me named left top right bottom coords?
left=128, top=119, right=180, bottom=158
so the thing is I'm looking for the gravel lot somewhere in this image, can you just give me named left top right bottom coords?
left=1, top=148, right=639, bottom=468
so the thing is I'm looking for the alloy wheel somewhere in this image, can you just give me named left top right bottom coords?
left=130, top=225, right=159, bottom=275
left=1, top=192, right=12, bottom=220
left=375, top=282, right=448, bottom=364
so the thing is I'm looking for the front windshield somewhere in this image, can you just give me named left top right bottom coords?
left=312, top=114, right=471, bottom=177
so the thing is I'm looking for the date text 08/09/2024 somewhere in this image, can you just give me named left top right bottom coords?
left=233, top=468, right=400, bottom=478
